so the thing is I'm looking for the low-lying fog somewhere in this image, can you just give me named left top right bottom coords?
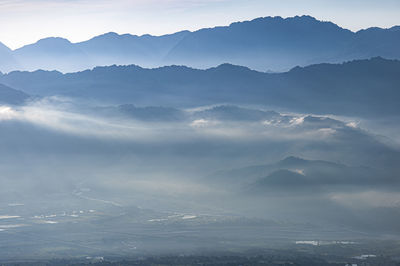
left=0, top=97, right=399, bottom=259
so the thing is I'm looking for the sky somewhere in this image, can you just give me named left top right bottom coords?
left=0, top=0, right=399, bottom=49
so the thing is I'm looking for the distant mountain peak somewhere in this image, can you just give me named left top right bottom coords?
left=15, top=37, right=73, bottom=54
left=0, top=41, right=12, bottom=52
left=229, top=15, right=340, bottom=28
left=86, top=30, right=191, bottom=43
left=389, top=26, right=400, bottom=32
left=293, top=14, right=316, bottom=20
left=210, top=63, right=252, bottom=72
left=89, top=32, right=134, bottom=40
left=100, top=32, right=120, bottom=37
left=35, top=37, right=72, bottom=45
left=1, top=15, right=400, bottom=73
left=279, top=156, right=308, bottom=165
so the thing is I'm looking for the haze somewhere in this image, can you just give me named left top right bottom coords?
left=0, top=1, right=400, bottom=265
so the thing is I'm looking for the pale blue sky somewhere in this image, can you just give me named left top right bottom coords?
left=1, top=0, right=399, bottom=49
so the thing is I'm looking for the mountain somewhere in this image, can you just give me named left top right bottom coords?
left=75, top=31, right=189, bottom=68
left=13, top=37, right=89, bottom=72
left=0, top=83, right=30, bottom=105
left=165, top=16, right=400, bottom=71
left=0, top=57, right=399, bottom=117
left=2, top=16, right=400, bottom=72
left=12, top=31, right=190, bottom=72
left=165, top=15, right=355, bottom=70
left=209, top=156, right=386, bottom=193
left=0, top=42, right=19, bottom=73
left=350, top=26, right=400, bottom=59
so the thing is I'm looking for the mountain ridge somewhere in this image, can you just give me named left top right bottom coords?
left=1, top=15, right=400, bottom=73
left=0, top=57, right=398, bottom=117
left=0, top=83, right=30, bottom=105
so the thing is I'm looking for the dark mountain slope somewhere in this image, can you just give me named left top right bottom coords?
left=0, top=58, right=398, bottom=117
left=351, top=26, right=400, bottom=59
left=165, top=15, right=355, bottom=70
left=0, top=83, right=30, bottom=105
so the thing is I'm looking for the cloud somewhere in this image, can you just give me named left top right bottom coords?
left=0, top=99, right=399, bottom=234
left=0, top=99, right=345, bottom=141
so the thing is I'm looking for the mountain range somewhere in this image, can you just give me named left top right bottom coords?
left=209, top=156, right=383, bottom=191
left=1, top=15, right=400, bottom=73
left=1, top=57, right=399, bottom=117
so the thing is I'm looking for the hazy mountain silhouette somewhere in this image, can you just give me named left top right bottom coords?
left=75, top=31, right=189, bottom=68
left=0, top=42, right=19, bottom=72
left=166, top=16, right=400, bottom=71
left=209, top=156, right=386, bottom=193
left=13, top=37, right=88, bottom=72
left=0, top=57, right=398, bottom=117
left=165, top=15, right=355, bottom=71
left=0, top=83, right=30, bottom=105
left=1, top=16, right=400, bottom=72
left=11, top=31, right=189, bottom=72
